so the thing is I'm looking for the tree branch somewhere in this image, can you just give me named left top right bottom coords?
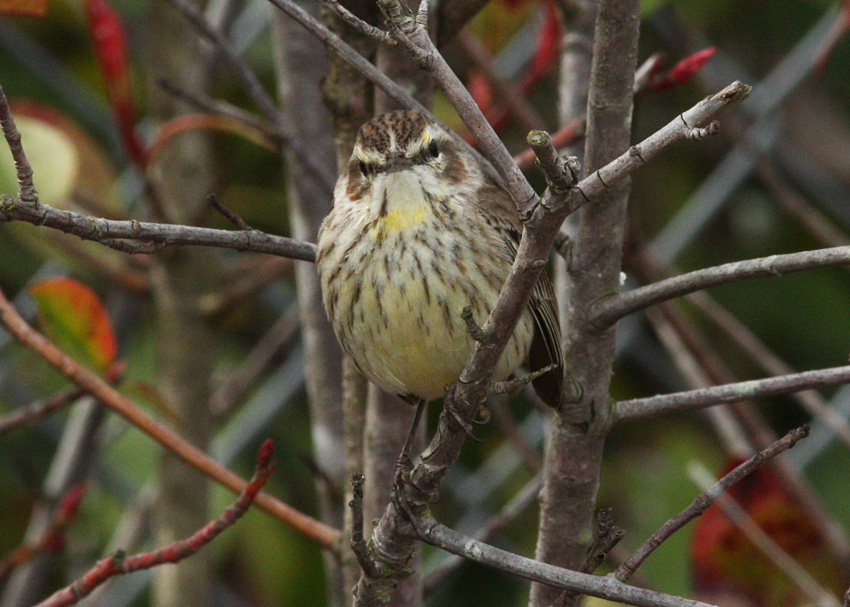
left=594, top=245, right=850, bottom=326
left=611, top=426, right=810, bottom=582
left=418, top=519, right=717, bottom=607
left=352, top=81, right=750, bottom=605
left=615, top=365, right=850, bottom=425
left=0, top=284, right=338, bottom=550
left=266, top=0, right=428, bottom=115
left=0, top=82, right=36, bottom=203
left=0, top=484, right=86, bottom=580
left=0, top=387, right=85, bottom=435
left=32, top=440, right=276, bottom=607
left=686, top=460, right=841, bottom=606
left=0, top=195, right=316, bottom=261
left=424, top=474, right=543, bottom=594
left=375, top=0, right=537, bottom=211
left=0, top=80, right=317, bottom=262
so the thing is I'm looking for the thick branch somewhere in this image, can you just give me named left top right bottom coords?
left=615, top=365, right=850, bottom=425
left=594, top=245, right=850, bottom=326
left=418, top=519, right=716, bottom=607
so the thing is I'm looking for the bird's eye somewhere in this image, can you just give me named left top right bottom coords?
left=428, top=140, right=440, bottom=158
left=359, top=160, right=371, bottom=176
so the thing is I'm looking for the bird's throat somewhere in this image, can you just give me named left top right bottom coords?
left=370, top=171, right=432, bottom=237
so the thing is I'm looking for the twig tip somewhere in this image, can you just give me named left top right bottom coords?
left=258, top=438, right=275, bottom=465
left=527, top=130, right=551, bottom=146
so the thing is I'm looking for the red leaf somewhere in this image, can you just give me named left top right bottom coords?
left=690, top=459, right=845, bottom=605
left=650, top=47, right=716, bottom=91
left=0, top=0, right=48, bottom=17
left=85, top=0, right=145, bottom=166
left=29, top=278, right=118, bottom=375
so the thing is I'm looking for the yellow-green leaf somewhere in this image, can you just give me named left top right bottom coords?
left=29, top=278, right=117, bottom=375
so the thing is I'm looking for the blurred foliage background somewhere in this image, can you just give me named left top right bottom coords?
left=1, top=0, right=850, bottom=606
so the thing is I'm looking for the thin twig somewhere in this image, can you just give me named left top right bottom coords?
left=686, top=460, right=840, bottom=607
left=265, top=0, right=429, bottom=115
left=612, top=426, right=810, bottom=582
left=322, top=0, right=395, bottom=45
left=165, top=0, right=337, bottom=193
left=616, top=365, right=850, bottom=424
left=208, top=194, right=250, bottom=230
left=0, top=284, right=339, bottom=550
left=0, top=82, right=36, bottom=203
left=0, top=388, right=85, bottom=435
left=0, top=484, right=86, bottom=580
left=158, top=78, right=287, bottom=145
left=0, top=195, right=316, bottom=261
left=552, top=509, right=626, bottom=607
left=168, top=0, right=279, bottom=124
left=33, top=441, right=276, bottom=607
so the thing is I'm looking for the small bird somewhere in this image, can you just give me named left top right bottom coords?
left=316, top=110, right=563, bottom=417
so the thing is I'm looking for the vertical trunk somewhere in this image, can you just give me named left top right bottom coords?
left=147, top=3, right=217, bottom=606
left=530, top=2, right=639, bottom=606
left=270, top=6, right=346, bottom=606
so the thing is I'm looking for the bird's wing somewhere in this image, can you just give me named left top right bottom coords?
left=479, top=181, right=564, bottom=408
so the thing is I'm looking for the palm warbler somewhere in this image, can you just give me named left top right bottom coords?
left=317, top=110, right=563, bottom=408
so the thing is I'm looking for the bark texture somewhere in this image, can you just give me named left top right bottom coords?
left=530, top=2, right=640, bottom=605
left=147, top=2, right=217, bottom=606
